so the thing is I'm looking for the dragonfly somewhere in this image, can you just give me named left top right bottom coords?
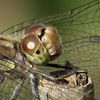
left=0, top=0, right=100, bottom=100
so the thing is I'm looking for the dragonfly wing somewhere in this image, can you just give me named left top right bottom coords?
left=0, top=74, right=33, bottom=100
left=43, top=0, right=100, bottom=68
left=0, top=1, right=99, bottom=41
left=0, top=0, right=100, bottom=100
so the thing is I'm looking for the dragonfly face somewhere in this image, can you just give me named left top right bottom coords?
left=20, top=24, right=62, bottom=65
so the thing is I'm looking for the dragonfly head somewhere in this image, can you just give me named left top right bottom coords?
left=20, top=24, right=62, bottom=65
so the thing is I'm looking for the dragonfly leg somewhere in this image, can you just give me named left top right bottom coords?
left=29, top=73, right=40, bottom=100
left=10, top=78, right=24, bottom=100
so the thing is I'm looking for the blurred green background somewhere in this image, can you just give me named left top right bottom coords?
left=0, top=0, right=92, bottom=32
left=0, top=0, right=99, bottom=100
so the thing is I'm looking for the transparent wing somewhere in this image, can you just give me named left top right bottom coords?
left=0, top=76, right=34, bottom=100
left=0, top=0, right=100, bottom=100
left=0, top=56, right=33, bottom=100
left=0, top=0, right=99, bottom=40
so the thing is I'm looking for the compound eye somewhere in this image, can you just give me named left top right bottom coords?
left=26, top=24, right=45, bottom=34
left=20, top=34, right=40, bottom=54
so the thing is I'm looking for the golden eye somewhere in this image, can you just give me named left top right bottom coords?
left=26, top=24, right=45, bottom=35
left=20, top=34, right=40, bottom=54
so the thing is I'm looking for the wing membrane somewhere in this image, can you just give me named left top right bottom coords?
left=0, top=76, right=33, bottom=100
left=0, top=0, right=99, bottom=39
left=0, top=0, right=100, bottom=100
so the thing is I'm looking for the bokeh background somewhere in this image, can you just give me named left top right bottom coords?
left=0, top=0, right=92, bottom=32
left=0, top=0, right=99, bottom=99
